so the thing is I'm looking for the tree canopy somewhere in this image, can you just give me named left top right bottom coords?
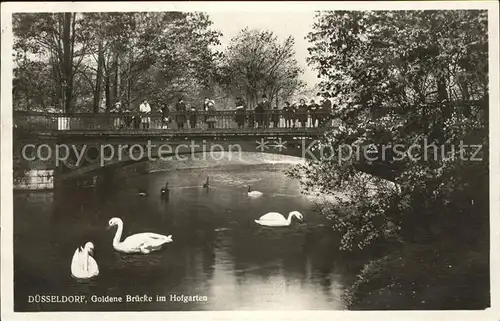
left=219, top=28, right=305, bottom=108
left=13, top=12, right=222, bottom=112
left=13, top=13, right=308, bottom=112
left=289, top=10, right=489, bottom=251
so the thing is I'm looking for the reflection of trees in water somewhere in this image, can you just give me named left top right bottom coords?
left=303, top=229, right=349, bottom=305
left=199, top=219, right=216, bottom=281
left=94, top=168, right=117, bottom=198
left=49, top=175, right=117, bottom=272
left=224, top=224, right=344, bottom=298
left=227, top=227, right=309, bottom=283
left=186, top=207, right=216, bottom=284
left=156, top=199, right=217, bottom=289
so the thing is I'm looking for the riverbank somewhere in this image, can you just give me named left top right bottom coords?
left=344, top=239, right=489, bottom=310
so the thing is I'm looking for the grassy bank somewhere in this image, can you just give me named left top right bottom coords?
left=343, top=239, right=489, bottom=310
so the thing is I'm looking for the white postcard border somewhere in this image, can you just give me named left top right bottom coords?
left=1, top=1, right=499, bottom=320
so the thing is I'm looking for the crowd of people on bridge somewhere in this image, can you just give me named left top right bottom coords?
left=233, top=94, right=333, bottom=129
left=110, top=93, right=333, bottom=130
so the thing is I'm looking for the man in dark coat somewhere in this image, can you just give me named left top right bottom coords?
left=202, top=97, right=210, bottom=125
left=175, top=98, right=187, bottom=129
left=271, top=105, right=280, bottom=128
left=309, top=99, right=319, bottom=128
left=254, top=101, right=264, bottom=128
left=188, top=104, right=197, bottom=129
left=320, top=92, right=332, bottom=127
left=297, top=99, right=309, bottom=128
left=234, top=97, right=246, bottom=128
left=259, top=94, right=271, bottom=128
left=161, top=103, right=171, bottom=129
left=282, top=101, right=293, bottom=128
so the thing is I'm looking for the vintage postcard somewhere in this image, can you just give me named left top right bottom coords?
left=1, top=1, right=499, bottom=321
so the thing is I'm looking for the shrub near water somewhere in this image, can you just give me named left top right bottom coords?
left=289, top=10, right=489, bottom=309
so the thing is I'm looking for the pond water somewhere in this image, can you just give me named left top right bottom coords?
left=14, top=161, right=355, bottom=311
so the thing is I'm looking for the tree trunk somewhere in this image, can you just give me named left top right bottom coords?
left=25, top=95, right=30, bottom=111
left=127, top=77, right=131, bottom=109
left=62, top=12, right=74, bottom=114
left=437, top=77, right=450, bottom=121
left=93, top=41, right=104, bottom=113
left=105, top=75, right=111, bottom=112
left=49, top=52, right=60, bottom=108
left=113, top=52, right=121, bottom=103
left=437, top=77, right=448, bottom=103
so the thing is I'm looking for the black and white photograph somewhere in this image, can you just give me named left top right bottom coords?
left=1, top=1, right=499, bottom=319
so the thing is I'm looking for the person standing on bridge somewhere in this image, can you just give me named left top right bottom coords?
left=259, top=94, right=271, bottom=128
left=188, top=104, right=197, bottom=129
left=254, top=99, right=264, bottom=128
left=282, top=101, right=293, bottom=128
left=297, top=99, right=308, bottom=128
left=202, top=97, right=210, bottom=126
left=205, top=99, right=216, bottom=129
left=309, top=99, right=319, bottom=128
left=234, top=97, right=246, bottom=128
left=175, top=98, right=187, bottom=130
left=319, top=92, right=332, bottom=127
left=111, top=101, right=123, bottom=129
left=271, top=104, right=280, bottom=128
left=161, top=103, right=171, bottom=129
left=139, top=99, right=151, bottom=130
left=290, top=101, right=298, bottom=128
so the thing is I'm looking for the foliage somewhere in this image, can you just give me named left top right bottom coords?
left=219, top=28, right=305, bottom=108
left=13, top=59, right=57, bottom=110
left=289, top=10, right=489, bottom=251
left=342, top=241, right=489, bottom=309
left=290, top=83, right=322, bottom=104
left=13, top=13, right=83, bottom=112
left=13, top=12, right=222, bottom=112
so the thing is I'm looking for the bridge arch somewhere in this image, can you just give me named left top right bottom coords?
left=57, top=142, right=311, bottom=182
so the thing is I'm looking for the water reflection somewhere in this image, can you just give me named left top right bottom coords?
left=14, top=163, right=351, bottom=311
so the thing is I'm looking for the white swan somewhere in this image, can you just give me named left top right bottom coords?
left=247, top=186, right=263, bottom=198
left=254, top=211, right=304, bottom=227
left=71, top=242, right=99, bottom=279
left=108, top=217, right=173, bottom=254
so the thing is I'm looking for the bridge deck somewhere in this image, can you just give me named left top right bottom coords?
left=33, top=127, right=326, bottom=137
left=14, top=111, right=336, bottom=135
left=14, top=112, right=398, bottom=183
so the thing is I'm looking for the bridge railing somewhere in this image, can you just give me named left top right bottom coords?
left=14, top=110, right=335, bottom=132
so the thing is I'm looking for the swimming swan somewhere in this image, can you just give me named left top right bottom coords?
left=71, top=242, right=99, bottom=279
left=247, top=186, right=263, bottom=197
left=254, top=211, right=303, bottom=227
left=108, top=217, right=173, bottom=254
left=137, top=188, right=147, bottom=196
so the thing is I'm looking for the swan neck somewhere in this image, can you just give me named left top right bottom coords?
left=79, top=247, right=89, bottom=272
left=84, top=249, right=89, bottom=272
left=287, top=213, right=293, bottom=224
left=113, top=222, right=123, bottom=246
